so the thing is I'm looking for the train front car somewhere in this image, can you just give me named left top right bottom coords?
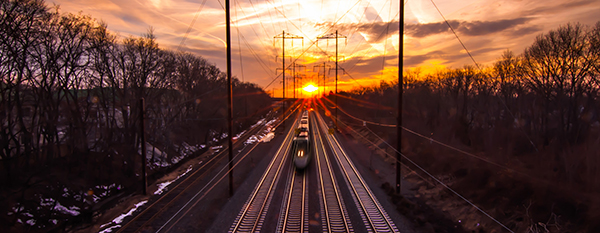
left=292, top=111, right=312, bottom=169
left=291, top=132, right=311, bottom=169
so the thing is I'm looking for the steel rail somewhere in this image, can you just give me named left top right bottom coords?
left=313, top=112, right=352, bottom=232
left=116, top=112, right=276, bottom=233
left=229, top=116, right=298, bottom=232
left=279, top=165, right=307, bottom=232
left=316, top=112, right=399, bottom=232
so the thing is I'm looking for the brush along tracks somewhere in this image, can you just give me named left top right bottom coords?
left=116, top=114, right=277, bottom=233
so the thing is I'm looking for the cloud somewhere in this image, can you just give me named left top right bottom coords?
left=317, top=21, right=398, bottom=43
left=523, top=0, right=597, bottom=16
left=318, top=17, right=534, bottom=43
left=406, top=17, right=534, bottom=38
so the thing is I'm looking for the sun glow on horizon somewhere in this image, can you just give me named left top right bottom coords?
left=303, top=84, right=318, bottom=93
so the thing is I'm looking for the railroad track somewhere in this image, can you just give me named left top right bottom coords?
left=277, top=166, right=308, bottom=232
left=312, top=112, right=353, bottom=232
left=228, top=116, right=298, bottom=232
left=315, top=112, right=399, bottom=233
left=116, top=112, right=278, bottom=233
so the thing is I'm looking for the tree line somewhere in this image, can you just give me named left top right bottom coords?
left=339, top=21, right=600, bottom=192
left=0, top=0, right=271, bottom=188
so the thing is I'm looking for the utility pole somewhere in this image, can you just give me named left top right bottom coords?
left=397, top=0, right=405, bottom=195
left=274, top=31, right=303, bottom=125
left=139, top=98, right=147, bottom=195
left=225, top=0, right=234, bottom=197
left=293, top=61, right=296, bottom=99
left=317, top=30, right=346, bottom=128
left=292, top=62, right=306, bottom=99
left=313, top=62, right=331, bottom=98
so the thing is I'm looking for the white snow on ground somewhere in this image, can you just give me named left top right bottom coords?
left=11, top=197, right=82, bottom=228
left=243, top=117, right=278, bottom=145
left=100, top=225, right=120, bottom=233
left=154, top=165, right=193, bottom=195
left=233, top=130, right=246, bottom=140
left=53, top=202, right=80, bottom=216
left=251, top=118, right=266, bottom=128
left=40, top=198, right=80, bottom=216
left=261, top=132, right=275, bottom=142
left=210, top=145, right=223, bottom=153
left=62, top=188, right=69, bottom=197
left=245, top=135, right=260, bottom=145
left=25, top=219, right=35, bottom=226
left=138, top=142, right=166, bottom=160
left=93, top=184, right=123, bottom=203
left=99, top=200, right=148, bottom=233
left=7, top=204, right=24, bottom=215
left=150, top=141, right=204, bottom=168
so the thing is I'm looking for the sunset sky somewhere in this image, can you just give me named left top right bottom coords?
left=49, top=0, right=600, bottom=97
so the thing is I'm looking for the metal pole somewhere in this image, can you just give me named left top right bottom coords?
left=335, top=30, right=338, bottom=128
left=139, top=98, right=147, bottom=195
left=293, top=61, right=296, bottom=99
left=225, top=0, right=234, bottom=197
left=396, top=0, right=405, bottom=194
left=323, top=62, right=326, bottom=97
left=282, top=30, right=286, bottom=128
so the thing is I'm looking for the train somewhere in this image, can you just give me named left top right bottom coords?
left=291, top=111, right=312, bottom=169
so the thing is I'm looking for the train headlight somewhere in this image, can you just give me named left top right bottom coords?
left=297, top=150, right=304, bottom=157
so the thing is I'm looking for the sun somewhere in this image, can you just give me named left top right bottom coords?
left=303, top=84, right=318, bottom=93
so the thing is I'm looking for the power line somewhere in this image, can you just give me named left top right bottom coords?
left=334, top=117, right=514, bottom=233
left=428, top=0, right=538, bottom=152
left=428, top=0, right=480, bottom=70
left=261, top=0, right=363, bottom=91
left=177, top=0, right=209, bottom=51
left=325, top=97, right=548, bottom=186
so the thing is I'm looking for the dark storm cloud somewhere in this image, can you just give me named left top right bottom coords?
left=509, top=25, right=543, bottom=38
left=406, top=17, right=533, bottom=37
left=342, top=54, right=397, bottom=74
left=319, top=17, right=535, bottom=42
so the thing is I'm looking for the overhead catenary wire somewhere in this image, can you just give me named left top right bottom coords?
left=323, top=97, right=555, bottom=190
left=317, top=101, right=511, bottom=229
left=177, top=0, right=209, bottom=51
left=262, top=0, right=364, bottom=91
left=234, top=0, right=278, bottom=75
left=326, top=112, right=515, bottom=233
left=428, top=0, right=538, bottom=152
left=235, top=2, right=245, bottom=83
left=342, top=11, right=400, bottom=76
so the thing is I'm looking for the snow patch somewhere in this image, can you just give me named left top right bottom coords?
left=99, top=225, right=121, bottom=233
left=154, top=165, right=193, bottom=195
left=261, top=132, right=275, bottom=142
left=26, top=219, right=36, bottom=226
left=99, top=200, right=148, bottom=233
left=245, top=135, right=260, bottom=145
left=53, top=202, right=80, bottom=216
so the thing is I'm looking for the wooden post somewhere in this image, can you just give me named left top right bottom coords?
left=140, top=98, right=147, bottom=195
left=226, top=0, right=234, bottom=196
left=396, top=0, right=405, bottom=194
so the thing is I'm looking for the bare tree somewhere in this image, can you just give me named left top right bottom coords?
left=522, top=23, right=596, bottom=143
